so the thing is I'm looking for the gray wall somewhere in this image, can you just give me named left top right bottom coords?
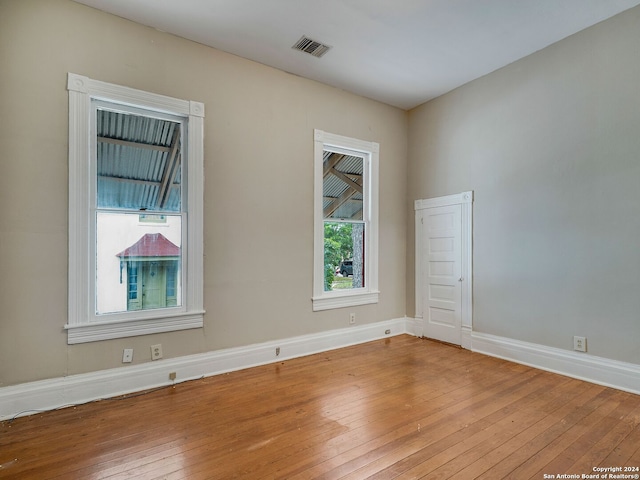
left=407, top=6, right=640, bottom=364
left=0, top=0, right=408, bottom=387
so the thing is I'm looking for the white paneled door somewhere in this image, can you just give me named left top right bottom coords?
left=421, top=204, right=462, bottom=345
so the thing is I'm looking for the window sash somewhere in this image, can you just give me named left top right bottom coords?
left=91, top=100, right=187, bottom=321
left=94, top=211, right=184, bottom=316
left=323, top=220, right=366, bottom=292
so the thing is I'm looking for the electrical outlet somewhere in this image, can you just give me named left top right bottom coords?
left=122, top=348, right=133, bottom=363
left=151, top=344, right=163, bottom=360
left=276, top=347, right=280, bottom=356
left=349, top=313, right=356, bottom=324
left=573, top=336, right=587, bottom=352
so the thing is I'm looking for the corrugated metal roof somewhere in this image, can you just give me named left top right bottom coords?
left=96, top=108, right=182, bottom=212
left=334, top=155, right=363, bottom=175
left=326, top=199, right=363, bottom=220
left=116, top=233, right=180, bottom=258
left=323, top=151, right=364, bottom=220
left=98, top=109, right=176, bottom=145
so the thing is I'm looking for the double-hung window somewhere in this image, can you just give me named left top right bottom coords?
left=66, top=73, right=204, bottom=344
left=312, top=130, right=379, bottom=311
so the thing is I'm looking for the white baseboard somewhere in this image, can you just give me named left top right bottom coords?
left=407, top=318, right=473, bottom=350
left=405, top=316, right=422, bottom=337
left=470, top=332, right=640, bottom=395
left=461, top=325, right=472, bottom=350
left=3, top=321, right=638, bottom=421
left=0, top=318, right=410, bottom=421
left=406, top=318, right=639, bottom=395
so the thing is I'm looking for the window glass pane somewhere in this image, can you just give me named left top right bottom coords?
left=322, top=151, right=363, bottom=220
left=323, top=221, right=365, bottom=291
left=96, top=108, right=182, bottom=212
left=322, top=150, right=365, bottom=291
left=96, top=212, right=182, bottom=314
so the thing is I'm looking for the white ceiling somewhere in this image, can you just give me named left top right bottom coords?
left=73, top=0, right=640, bottom=110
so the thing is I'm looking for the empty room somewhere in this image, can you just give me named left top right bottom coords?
left=1, top=1, right=639, bottom=478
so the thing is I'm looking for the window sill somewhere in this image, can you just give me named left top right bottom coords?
left=65, top=311, right=204, bottom=344
left=312, top=290, right=379, bottom=311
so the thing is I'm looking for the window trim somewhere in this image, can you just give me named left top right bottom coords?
left=66, top=73, right=205, bottom=344
left=312, top=129, right=379, bottom=311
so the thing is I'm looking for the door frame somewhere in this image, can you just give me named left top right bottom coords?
left=415, top=191, right=473, bottom=348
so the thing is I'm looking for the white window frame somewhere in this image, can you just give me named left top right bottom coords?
left=312, top=129, right=379, bottom=311
left=66, top=73, right=205, bottom=344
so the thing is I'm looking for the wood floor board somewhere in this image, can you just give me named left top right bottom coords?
left=472, top=384, right=613, bottom=480
left=490, top=388, right=624, bottom=479
left=283, top=370, right=548, bottom=479
left=252, top=345, right=525, bottom=478
left=565, top=402, right=640, bottom=476
left=140, top=342, right=520, bottom=480
left=600, top=422, right=640, bottom=467
left=529, top=390, right=634, bottom=476
left=448, top=378, right=597, bottom=479
left=1, top=335, right=638, bottom=480
left=337, top=372, right=570, bottom=479
left=395, top=377, right=589, bottom=479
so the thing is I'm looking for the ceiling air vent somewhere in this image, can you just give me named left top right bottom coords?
left=292, top=36, right=331, bottom=58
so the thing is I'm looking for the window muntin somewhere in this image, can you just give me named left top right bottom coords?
left=66, top=73, right=204, bottom=344
left=313, top=130, right=379, bottom=311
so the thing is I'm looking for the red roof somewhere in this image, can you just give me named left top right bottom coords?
left=116, top=233, right=180, bottom=258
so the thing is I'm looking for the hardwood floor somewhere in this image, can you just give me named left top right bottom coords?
left=1, top=335, right=639, bottom=479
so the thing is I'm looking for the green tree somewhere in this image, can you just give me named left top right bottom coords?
left=323, top=222, right=353, bottom=290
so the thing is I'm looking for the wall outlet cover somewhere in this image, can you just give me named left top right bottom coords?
left=122, top=348, right=133, bottom=363
left=573, top=336, right=587, bottom=352
left=151, top=344, right=163, bottom=360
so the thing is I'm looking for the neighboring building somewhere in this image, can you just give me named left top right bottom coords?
left=116, top=233, right=180, bottom=311
left=95, top=213, right=182, bottom=315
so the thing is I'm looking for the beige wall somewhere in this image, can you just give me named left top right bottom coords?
left=0, top=0, right=408, bottom=386
left=3, top=0, right=639, bottom=390
left=407, top=6, right=640, bottom=364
